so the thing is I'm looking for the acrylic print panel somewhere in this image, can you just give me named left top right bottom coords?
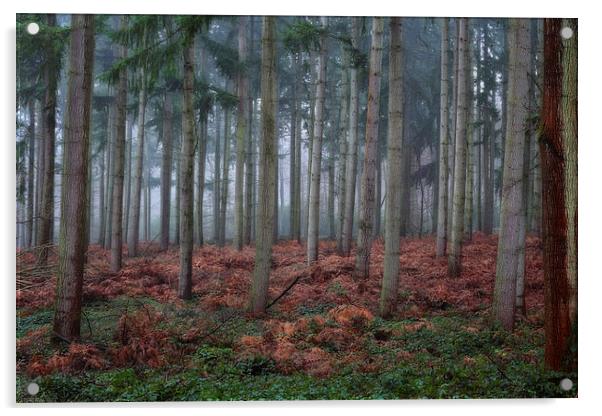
left=15, top=14, right=577, bottom=402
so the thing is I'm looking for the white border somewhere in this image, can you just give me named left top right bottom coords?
left=2, top=1, right=600, bottom=414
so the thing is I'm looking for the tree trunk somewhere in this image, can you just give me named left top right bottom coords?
left=178, top=36, right=196, bottom=300
left=127, top=75, right=146, bottom=257
left=435, top=18, right=449, bottom=256
left=244, top=97, right=255, bottom=245
left=53, top=14, right=95, bottom=341
left=234, top=16, right=249, bottom=250
left=306, top=17, right=328, bottom=264
left=341, top=19, right=360, bottom=256
left=250, top=16, right=277, bottom=314
left=160, top=92, right=174, bottom=251
left=37, top=14, right=58, bottom=265
left=336, top=49, right=350, bottom=253
left=105, top=104, right=115, bottom=249
left=110, top=18, right=127, bottom=272
left=354, top=17, right=384, bottom=278
left=124, top=117, right=133, bottom=243
left=219, top=101, right=231, bottom=247
left=492, top=18, right=530, bottom=331
left=26, top=101, right=36, bottom=248
left=540, top=18, right=577, bottom=372
left=380, top=17, right=403, bottom=317
left=289, top=55, right=298, bottom=241
left=174, top=137, right=181, bottom=245
left=447, top=18, right=469, bottom=278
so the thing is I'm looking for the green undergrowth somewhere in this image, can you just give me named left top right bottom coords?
left=17, top=298, right=577, bottom=402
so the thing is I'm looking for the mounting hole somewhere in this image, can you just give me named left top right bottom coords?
left=26, top=22, right=40, bottom=35
left=559, top=378, right=573, bottom=391
left=27, top=382, right=40, bottom=396
left=560, top=27, right=573, bottom=40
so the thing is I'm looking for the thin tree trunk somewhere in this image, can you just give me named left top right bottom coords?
left=447, top=18, right=469, bottom=278
left=250, top=16, right=277, bottom=314
left=234, top=16, right=249, bottom=250
left=380, top=17, right=403, bottom=317
left=435, top=19, right=449, bottom=256
left=127, top=75, right=146, bottom=257
left=244, top=97, right=255, bottom=245
left=174, top=137, right=181, bottom=245
left=341, top=18, right=360, bottom=256
left=160, top=92, right=174, bottom=251
left=219, top=100, right=231, bottom=247
left=289, top=55, right=298, bottom=241
left=354, top=17, right=384, bottom=278
left=25, top=101, right=36, bottom=247
left=37, top=14, right=58, bottom=264
left=336, top=49, right=350, bottom=252
left=124, top=118, right=133, bottom=244
left=53, top=14, right=95, bottom=341
left=213, top=108, right=221, bottom=243
left=110, top=18, right=127, bottom=272
left=105, top=104, right=115, bottom=249
left=492, top=19, right=530, bottom=331
left=178, top=36, right=196, bottom=300
left=306, top=17, right=328, bottom=264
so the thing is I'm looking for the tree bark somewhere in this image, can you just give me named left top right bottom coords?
left=380, top=17, right=403, bottom=317
left=53, top=14, right=95, bottom=341
left=127, top=74, right=146, bottom=256
left=37, top=14, right=58, bottom=265
left=447, top=18, right=469, bottom=278
left=110, top=16, right=127, bottom=272
left=234, top=16, right=249, bottom=250
left=354, top=17, right=384, bottom=278
left=178, top=35, right=196, bottom=300
left=160, top=92, right=174, bottom=251
left=341, top=18, right=360, bottom=256
left=492, top=18, right=530, bottom=331
left=250, top=16, right=277, bottom=314
left=436, top=18, right=450, bottom=257
left=306, top=17, right=328, bottom=264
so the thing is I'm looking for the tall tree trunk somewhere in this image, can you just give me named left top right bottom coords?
left=37, top=14, right=58, bottom=265
left=213, top=108, right=221, bottom=243
left=25, top=101, right=36, bottom=248
left=289, top=55, right=298, bottom=241
left=178, top=35, right=196, bottom=300
left=435, top=18, right=449, bottom=256
left=447, top=18, right=469, bottom=278
left=250, top=16, right=277, bottom=314
left=492, top=19, right=530, bottom=331
left=98, top=133, right=106, bottom=245
left=447, top=21, right=460, bottom=246
left=341, top=18, right=360, bottom=256
left=105, top=104, right=115, bottom=249
left=34, top=100, right=44, bottom=247
left=234, top=16, right=249, bottom=250
left=540, top=18, right=577, bottom=372
left=53, top=14, right=95, bottom=341
left=160, top=92, right=174, bottom=251
left=174, top=137, right=181, bottom=245
left=306, top=17, right=328, bottom=264
left=244, top=97, right=255, bottom=245
left=336, top=49, right=350, bottom=253
left=327, top=153, right=336, bottom=240
left=110, top=18, right=127, bottom=272
left=464, top=40, right=475, bottom=241
left=124, top=117, right=133, bottom=243
left=219, top=101, right=231, bottom=247
left=128, top=75, right=146, bottom=257
left=380, top=17, right=403, bottom=317
left=354, top=17, right=384, bottom=278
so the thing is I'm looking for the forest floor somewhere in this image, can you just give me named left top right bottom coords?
left=16, top=234, right=576, bottom=401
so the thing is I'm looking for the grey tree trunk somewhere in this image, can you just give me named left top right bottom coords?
left=174, top=136, right=181, bottom=245
left=160, top=92, right=174, bottom=251
left=435, top=18, right=450, bottom=257
left=447, top=18, right=469, bottom=278
left=249, top=16, right=277, bottom=314
left=354, top=17, right=384, bottom=278
left=244, top=97, right=255, bottom=245
left=37, top=14, right=58, bottom=265
left=178, top=36, right=196, bottom=300
left=336, top=49, right=350, bottom=253
left=341, top=18, right=360, bottom=256
left=26, top=101, right=36, bottom=248
left=380, top=17, right=403, bottom=317
left=123, top=118, right=133, bottom=244
left=306, top=17, right=328, bottom=264
left=289, top=54, right=298, bottom=241
left=234, top=16, right=249, bottom=250
left=105, top=104, right=115, bottom=249
left=219, top=101, right=231, bottom=247
left=213, top=108, right=221, bottom=243
left=492, top=18, right=530, bottom=331
left=127, top=76, right=146, bottom=257
left=53, top=14, right=95, bottom=341
left=110, top=18, right=127, bottom=272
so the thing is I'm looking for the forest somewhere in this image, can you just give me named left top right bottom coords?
left=15, top=14, right=577, bottom=401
